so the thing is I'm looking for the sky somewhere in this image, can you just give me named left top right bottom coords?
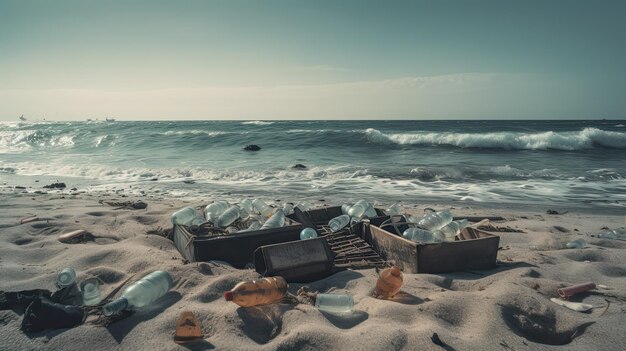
left=0, top=0, right=624, bottom=120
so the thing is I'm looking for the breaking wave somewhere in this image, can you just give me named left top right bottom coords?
left=365, top=127, right=626, bottom=150
left=241, top=121, right=274, bottom=125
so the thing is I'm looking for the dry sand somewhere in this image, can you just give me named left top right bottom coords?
left=1, top=190, right=625, bottom=351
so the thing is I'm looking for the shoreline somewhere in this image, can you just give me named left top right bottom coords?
left=0, top=193, right=624, bottom=350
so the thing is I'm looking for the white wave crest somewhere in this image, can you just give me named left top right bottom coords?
left=365, top=127, right=626, bottom=150
left=160, top=130, right=228, bottom=137
left=241, top=121, right=274, bottom=125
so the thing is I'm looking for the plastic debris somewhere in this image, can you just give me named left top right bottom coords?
left=550, top=298, right=593, bottom=312
left=557, top=282, right=596, bottom=298
left=174, top=311, right=203, bottom=344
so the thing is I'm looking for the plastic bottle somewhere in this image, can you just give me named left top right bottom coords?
left=417, top=210, right=453, bottom=231
left=386, top=203, right=401, bottom=216
left=81, top=278, right=102, bottom=306
left=328, top=215, right=351, bottom=232
left=433, top=219, right=469, bottom=241
left=103, top=271, right=173, bottom=316
left=282, top=203, right=294, bottom=216
left=253, top=199, right=274, bottom=218
left=216, top=206, right=241, bottom=228
left=597, top=228, right=626, bottom=240
left=364, top=203, right=378, bottom=218
left=295, top=202, right=311, bottom=212
left=402, top=228, right=442, bottom=243
left=171, top=207, right=205, bottom=227
left=224, top=276, right=288, bottom=307
left=300, top=227, right=318, bottom=240
left=260, top=209, right=285, bottom=230
left=374, top=266, right=403, bottom=299
left=225, top=226, right=239, bottom=234
left=348, top=200, right=371, bottom=219
left=239, top=220, right=262, bottom=233
left=239, top=199, right=254, bottom=214
left=566, top=239, right=586, bottom=249
left=204, top=201, right=229, bottom=222
left=341, top=203, right=353, bottom=215
left=57, top=268, right=76, bottom=288
left=315, top=294, right=354, bottom=313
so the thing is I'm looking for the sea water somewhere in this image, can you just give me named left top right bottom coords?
left=1, top=120, right=625, bottom=213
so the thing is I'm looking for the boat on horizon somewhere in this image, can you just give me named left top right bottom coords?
left=19, top=114, right=26, bottom=121
left=105, top=117, right=116, bottom=122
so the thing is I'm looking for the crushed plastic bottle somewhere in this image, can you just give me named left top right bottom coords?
left=433, top=219, right=469, bottom=241
left=172, top=207, right=205, bottom=227
left=315, top=294, right=354, bottom=313
left=103, top=271, right=173, bottom=316
left=597, top=228, right=626, bottom=241
left=204, top=201, right=229, bottom=222
left=224, top=276, right=288, bottom=307
left=328, top=215, right=351, bottom=232
left=416, top=210, right=453, bottom=231
left=81, top=278, right=102, bottom=306
left=216, top=206, right=241, bottom=228
left=402, top=228, right=442, bottom=243
left=386, top=203, right=401, bottom=216
left=566, top=239, right=587, bottom=249
left=260, top=209, right=285, bottom=229
left=374, top=266, right=403, bottom=299
left=253, top=199, right=274, bottom=218
left=57, top=268, right=76, bottom=288
left=300, top=227, right=318, bottom=240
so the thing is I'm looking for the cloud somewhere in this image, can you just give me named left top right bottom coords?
left=290, top=65, right=352, bottom=73
left=0, top=72, right=580, bottom=120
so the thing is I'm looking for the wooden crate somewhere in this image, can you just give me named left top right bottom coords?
left=361, top=223, right=500, bottom=274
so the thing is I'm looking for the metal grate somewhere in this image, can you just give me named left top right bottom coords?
left=319, top=226, right=387, bottom=269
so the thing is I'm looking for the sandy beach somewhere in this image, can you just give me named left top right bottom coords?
left=1, top=188, right=624, bottom=351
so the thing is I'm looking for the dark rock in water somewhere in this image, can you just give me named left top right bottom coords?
left=150, top=178, right=158, bottom=181
left=43, top=182, right=66, bottom=189
left=244, top=145, right=261, bottom=151
left=292, top=164, right=307, bottom=169
left=15, top=186, right=26, bottom=189
left=131, top=200, right=148, bottom=209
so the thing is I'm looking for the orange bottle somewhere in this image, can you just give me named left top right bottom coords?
left=224, top=276, right=288, bottom=307
left=374, top=266, right=403, bottom=299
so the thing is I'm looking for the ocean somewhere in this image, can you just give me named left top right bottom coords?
left=1, top=120, right=625, bottom=213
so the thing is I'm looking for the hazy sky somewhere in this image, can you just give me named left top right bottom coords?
left=1, top=0, right=624, bottom=120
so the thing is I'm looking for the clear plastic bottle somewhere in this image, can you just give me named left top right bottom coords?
left=253, top=199, right=274, bottom=218
left=374, top=266, right=403, bottom=299
left=204, top=201, right=229, bottom=222
left=224, top=276, right=288, bottom=307
left=597, top=228, right=626, bottom=240
left=260, top=209, right=285, bottom=229
left=432, top=219, right=469, bottom=241
left=300, top=227, right=318, bottom=240
left=216, top=206, right=241, bottom=228
left=402, top=228, right=442, bottom=243
left=81, top=278, right=102, bottom=306
left=172, top=207, right=205, bottom=227
left=295, top=202, right=311, bottom=212
left=57, top=267, right=76, bottom=288
left=239, top=199, right=254, bottom=214
left=103, top=271, right=173, bottom=316
left=566, top=239, right=587, bottom=249
left=239, top=220, right=262, bottom=233
left=348, top=200, right=370, bottom=219
left=417, top=210, right=453, bottom=231
left=328, top=214, right=351, bottom=232
left=386, top=203, right=401, bottom=216
left=315, top=294, right=354, bottom=313
left=341, top=203, right=353, bottom=215
left=364, top=203, right=378, bottom=218
left=282, top=203, right=295, bottom=216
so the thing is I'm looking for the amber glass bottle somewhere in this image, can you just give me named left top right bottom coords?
left=224, top=276, right=288, bottom=307
left=374, top=266, right=403, bottom=299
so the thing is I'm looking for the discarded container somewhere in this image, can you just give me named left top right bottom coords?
left=216, top=206, right=241, bottom=228
left=300, top=227, right=318, bottom=240
left=239, top=199, right=254, bottom=214
left=204, top=201, right=229, bottom=222
left=557, top=282, right=596, bottom=298
left=328, top=215, right=351, bottom=232
left=224, top=276, right=288, bottom=307
left=253, top=238, right=334, bottom=282
left=80, top=278, right=102, bottom=306
left=174, top=311, right=203, bottom=344
left=565, top=239, right=587, bottom=249
left=282, top=203, right=294, bottom=216
left=361, top=223, right=499, bottom=274
left=295, top=202, right=311, bottom=212
left=103, top=271, right=173, bottom=316
left=239, top=220, right=262, bottom=232
left=260, top=209, right=285, bottom=229
left=597, top=228, right=626, bottom=241
left=374, top=266, right=403, bottom=299
left=172, top=207, right=204, bottom=227
left=386, top=203, right=401, bottom=216
left=433, top=219, right=470, bottom=241
left=287, top=205, right=386, bottom=227
left=550, top=298, right=593, bottom=312
left=416, top=210, right=453, bottom=231
left=348, top=200, right=371, bottom=219
left=402, top=228, right=441, bottom=243
left=315, top=294, right=354, bottom=313
left=253, top=199, right=274, bottom=217
left=341, top=203, right=353, bottom=215
left=57, top=268, right=76, bottom=288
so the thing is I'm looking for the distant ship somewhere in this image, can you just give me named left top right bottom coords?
left=19, top=114, right=26, bottom=121
left=105, top=117, right=116, bottom=122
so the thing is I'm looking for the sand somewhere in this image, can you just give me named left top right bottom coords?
left=1, top=189, right=625, bottom=351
